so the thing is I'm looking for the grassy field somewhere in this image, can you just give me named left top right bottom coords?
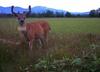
left=0, top=18, right=100, bottom=35
left=0, top=18, right=100, bottom=72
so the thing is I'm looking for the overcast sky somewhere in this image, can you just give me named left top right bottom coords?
left=0, top=0, right=100, bottom=12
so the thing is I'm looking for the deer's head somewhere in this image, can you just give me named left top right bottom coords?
left=11, top=6, right=31, bottom=26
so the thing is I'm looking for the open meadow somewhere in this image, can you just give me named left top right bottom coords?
left=0, top=18, right=100, bottom=72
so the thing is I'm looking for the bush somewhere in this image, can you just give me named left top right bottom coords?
left=34, top=54, right=100, bottom=72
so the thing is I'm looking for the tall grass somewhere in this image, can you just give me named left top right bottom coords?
left=0, top=18, right=100, bottom=72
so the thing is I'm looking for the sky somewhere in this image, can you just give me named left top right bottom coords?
left=0, top=0, right=100, bottom=12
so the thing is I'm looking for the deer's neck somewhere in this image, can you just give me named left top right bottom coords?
left=18, top=24, right=26, bottom=32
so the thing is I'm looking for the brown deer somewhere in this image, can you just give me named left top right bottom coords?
left=11, top=5, right=51, bottom=50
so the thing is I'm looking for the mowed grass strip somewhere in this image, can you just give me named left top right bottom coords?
left=47, top=18, right=100, bottom=34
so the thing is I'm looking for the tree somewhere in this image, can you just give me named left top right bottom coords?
left=89, top=10, right=96, bottom=17
left=55, top=12, right=65, bottom=17
left=45, top=10, right=54, bottom=17
left=65, top=12, right=72, bottom=17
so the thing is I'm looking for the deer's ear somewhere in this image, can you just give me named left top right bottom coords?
left=12, top=13, right=18, bottom=17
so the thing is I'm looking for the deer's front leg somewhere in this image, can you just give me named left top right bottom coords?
left=29, top=40, right=33, bottom=51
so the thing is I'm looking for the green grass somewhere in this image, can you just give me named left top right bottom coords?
left=0, top=18, right=100, bottom=72
left=48, top=18, right=100, bottom=34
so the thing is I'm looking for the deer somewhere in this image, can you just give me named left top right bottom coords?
left=11, top=5, right=51, bottom=50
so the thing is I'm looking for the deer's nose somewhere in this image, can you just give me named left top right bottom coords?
left=20, top=20, right=24, bottom=23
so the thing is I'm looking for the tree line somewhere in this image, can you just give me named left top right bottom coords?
left=89, top=9, right=100, bottom=17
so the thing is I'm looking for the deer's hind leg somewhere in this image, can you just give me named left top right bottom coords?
left=39, top=35, right=47, bottom=49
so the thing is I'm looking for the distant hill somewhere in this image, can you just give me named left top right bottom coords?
left=0, top=6, right=25, bottom=14
left=0, top=6, right=66, bottom=14
left=71, top=12, right=89, bottom=16
left=0, top=6, right=89, bottom=16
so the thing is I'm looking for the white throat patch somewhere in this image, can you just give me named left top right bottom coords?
left=18, top=26, right=26, bottom=31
